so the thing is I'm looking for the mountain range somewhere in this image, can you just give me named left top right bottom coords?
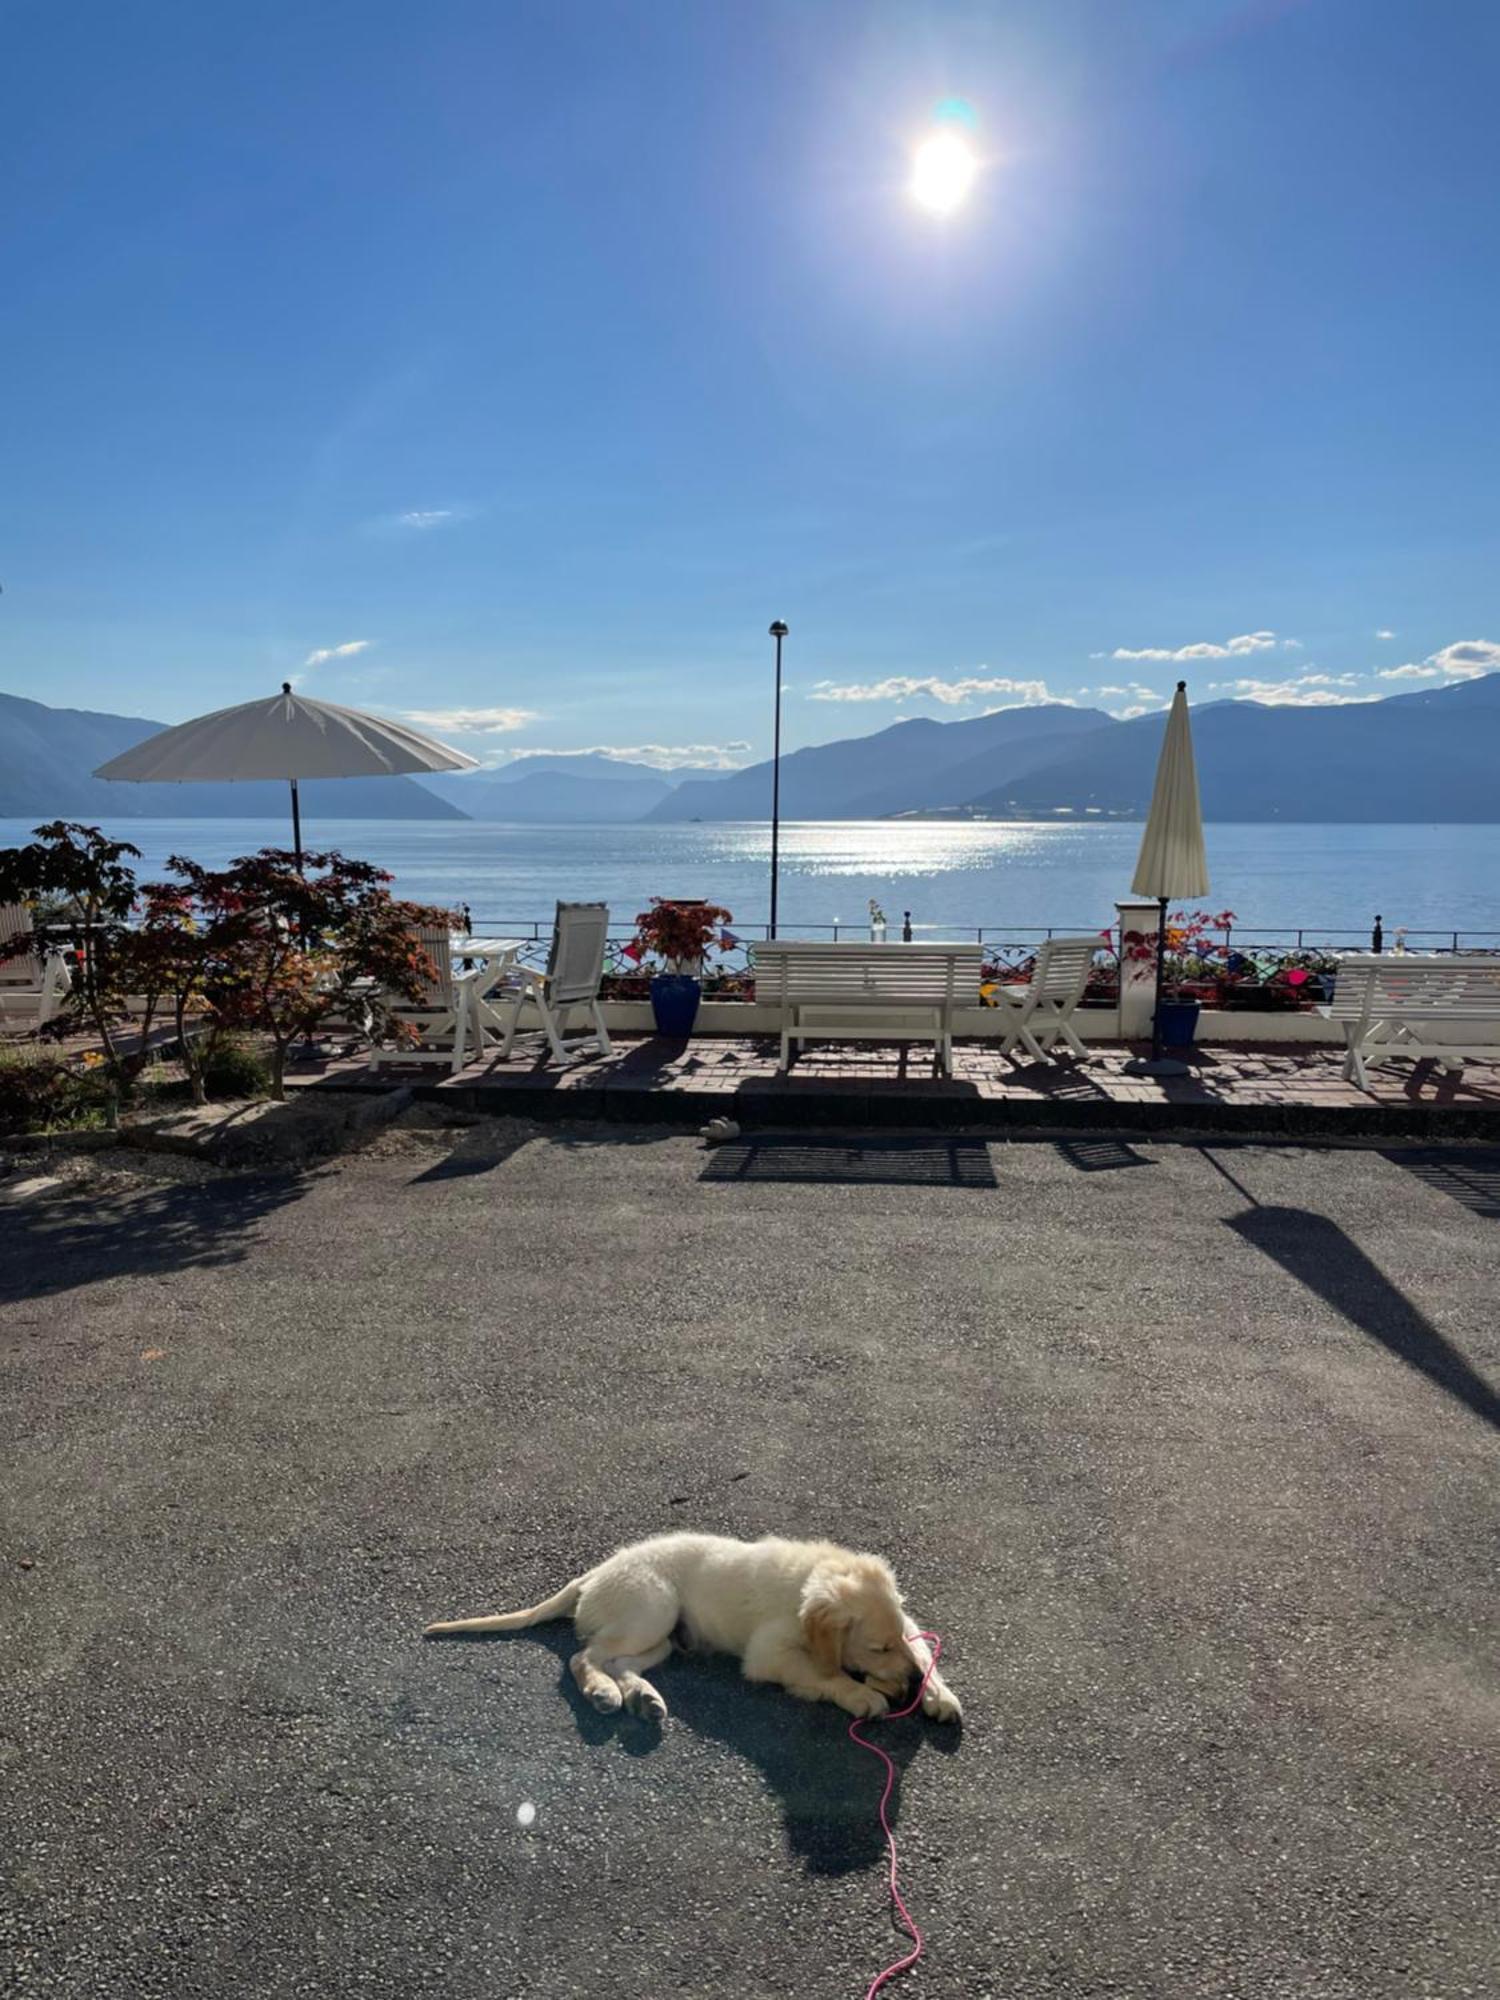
left=4, top=676, right=1500, bottom=825
left=961, top=675, right=1500, bottom=822
left=413, top=753, right=728, bottom=823
left=648, top=704, right=1114, bottom=821
left=652, top=676, right=1500, bottom=824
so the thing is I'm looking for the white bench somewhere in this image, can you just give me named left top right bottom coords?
left=1321, top=954, right=1500, bottom=1089
left=750, top=940, right=986, bottom=1075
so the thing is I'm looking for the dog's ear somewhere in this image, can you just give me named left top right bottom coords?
left=800, top=1568, right=852, bottom=1676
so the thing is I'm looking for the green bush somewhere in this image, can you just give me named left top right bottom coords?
left=197, top=1033, right=273, bottom=1101
left=0, top=1048, right=113, bottom=1135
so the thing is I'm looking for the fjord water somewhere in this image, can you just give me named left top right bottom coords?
left=8, top=817, right=1498, bottom=944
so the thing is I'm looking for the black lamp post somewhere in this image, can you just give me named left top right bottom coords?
left=768, top=620, right=788, bottom=939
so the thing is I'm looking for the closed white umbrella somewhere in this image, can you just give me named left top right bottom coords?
left=94, top=682, right=479, bottom=867
left=1128, top=680, right=1209, bottom=1071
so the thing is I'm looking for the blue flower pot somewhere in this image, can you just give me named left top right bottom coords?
left=1156, top=999, right=1201, bottom=1048
left=650, top=973, right=702, bottom=1037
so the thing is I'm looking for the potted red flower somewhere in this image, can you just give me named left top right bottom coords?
left=630, top=898, right=734, bottom=1036
left=1122, top=908, right=1236, bottom=1048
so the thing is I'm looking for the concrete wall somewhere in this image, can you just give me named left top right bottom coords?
left=594, top=998, right=1343, bottom=1045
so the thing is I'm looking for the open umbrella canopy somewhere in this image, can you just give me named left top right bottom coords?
left=94, top=683, right=479, bottom=868
left=1132, top=681, right=1209, bottom=901
left=94, top=685, right=479, bottom=784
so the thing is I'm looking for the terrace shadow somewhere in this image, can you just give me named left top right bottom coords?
left=1054, top=1137, right=1154, bottom=1173
left=426, top=1624, right=954, bottom=1875
left=407, top=1118, right=680, bottom=1184
left=1205, top=1152, right=1500, bottom=1432
left=701, top=1134, right=997, bottom=1188
left=1379, top=1147, right=1500, bottom=1223
left=0, top=1169, right=315, bottom=1307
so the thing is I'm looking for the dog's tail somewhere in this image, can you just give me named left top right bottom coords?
left=423, top=1575, right=586, bottom=1638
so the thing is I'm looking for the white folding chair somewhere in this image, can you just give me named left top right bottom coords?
left=0, top=903, right=73, bottom=1036
left=367, top=924, right=478, bottom=1073
left=496, top=902, right=612, bottom=1066
left=996, top=935, right=1099, bottom=1061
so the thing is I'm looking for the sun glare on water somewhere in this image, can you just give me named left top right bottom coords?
left=910, top=132, right=977, bottom=215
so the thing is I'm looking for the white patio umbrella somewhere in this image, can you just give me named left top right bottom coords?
left=1129, top=679, right=1209, bottom=1072
left=94, top=683, right=479, bottom=868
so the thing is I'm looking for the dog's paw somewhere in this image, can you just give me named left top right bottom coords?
left=624, top=1683, right=668, bottom=1723
left=922, top=1682, right=962, bottom=1724
left=588, top=1682, right=623, bottom=1714
left=843, top=1683, right=890, bottom=1720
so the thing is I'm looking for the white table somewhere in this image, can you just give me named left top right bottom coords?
left=452, top=936, right=528, bottom=1066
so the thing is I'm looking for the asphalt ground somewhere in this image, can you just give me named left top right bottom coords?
left=3, top=1123, right=1497, bottom=1999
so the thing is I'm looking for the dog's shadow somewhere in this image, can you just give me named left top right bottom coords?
left=429, top=1626, right=961, bottom=1876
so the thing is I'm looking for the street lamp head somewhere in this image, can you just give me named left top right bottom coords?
left=769, top=620, right=788, bottom=639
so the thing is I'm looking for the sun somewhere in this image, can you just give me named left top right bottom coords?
left=910, top=132, right=977, bottom=215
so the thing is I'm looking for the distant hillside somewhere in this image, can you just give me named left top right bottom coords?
left=415, top=752, right=728, bottom=822
left=0, top=691, right=468, bottom=820
left=418, top=769, right=673, bottom=823
left=964, top=676, right=1500, bottom=821
left=650, top=704, right=1114, bottom=821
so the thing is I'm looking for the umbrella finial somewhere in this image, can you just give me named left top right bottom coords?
left=1176, top=679, right=1186, bottom=693
left=281, top=681, right=293, bottom=695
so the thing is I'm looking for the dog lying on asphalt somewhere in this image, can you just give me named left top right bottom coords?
left=424, top=1531, right=962, bottom=1725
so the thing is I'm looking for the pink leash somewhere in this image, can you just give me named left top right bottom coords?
left=847, top=1630, right=942, bottom=1998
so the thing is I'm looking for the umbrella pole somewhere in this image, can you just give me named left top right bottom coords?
left=289, top=777, right=304, bottom=873
left=1152, top=895, right=1167, bottom=1064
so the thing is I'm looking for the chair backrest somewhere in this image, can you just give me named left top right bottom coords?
left=412, top=925, right=455, bottom=1006
left=750, top=940, right=986, bottom=1008
left=546, top=902, right=610, bottom=1004
left=1327, top=954, right=1500, bottom=1022
left=1027, top=935, right=1101, bottom=1007
left=0, top=903, right=43, bottom=986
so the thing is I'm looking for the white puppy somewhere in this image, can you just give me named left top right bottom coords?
left=425, top=1531, right=961, bottom=1725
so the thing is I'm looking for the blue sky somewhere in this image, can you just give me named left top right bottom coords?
left=2, top=0, right=1497, bottom=768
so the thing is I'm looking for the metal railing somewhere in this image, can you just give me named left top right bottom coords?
left=461, top=914, right=1500, bottom=964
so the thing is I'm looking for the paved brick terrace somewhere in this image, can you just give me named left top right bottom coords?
left=292, top=1035, right=1500, bottom=1139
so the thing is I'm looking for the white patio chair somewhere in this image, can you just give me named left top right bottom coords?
left=494, top=901, right=612, bottom=1066
left=0, top=903, right=73, bottom=1037
left=995, top=934, right=1100, bottom=1062
left=367, top=923, right=477, bottom=1073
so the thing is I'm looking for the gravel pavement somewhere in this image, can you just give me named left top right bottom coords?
left=3, top=1122, right=1497, bottom=1999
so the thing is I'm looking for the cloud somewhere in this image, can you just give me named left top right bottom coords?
left=807, top=674, right=1060, bottom=706
left=303, top=639, right=371, bottom=668
left=1376, top=638, right=1500, bottom=684
left=493, top=742, right=752, bottom=772
left=1090, top=681, right=1171, bottom=717
left=1428, top=639, right=1500, bottom=679
left=363, top=506, right=471, bottom=536
left=402, top=706, right=540, bottom=734
left=1109, top=630, right=1286, bottom=663
left=1211, top=670, right=1369, bottom=707
left=1375, top=629, right=1396, bottom=640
